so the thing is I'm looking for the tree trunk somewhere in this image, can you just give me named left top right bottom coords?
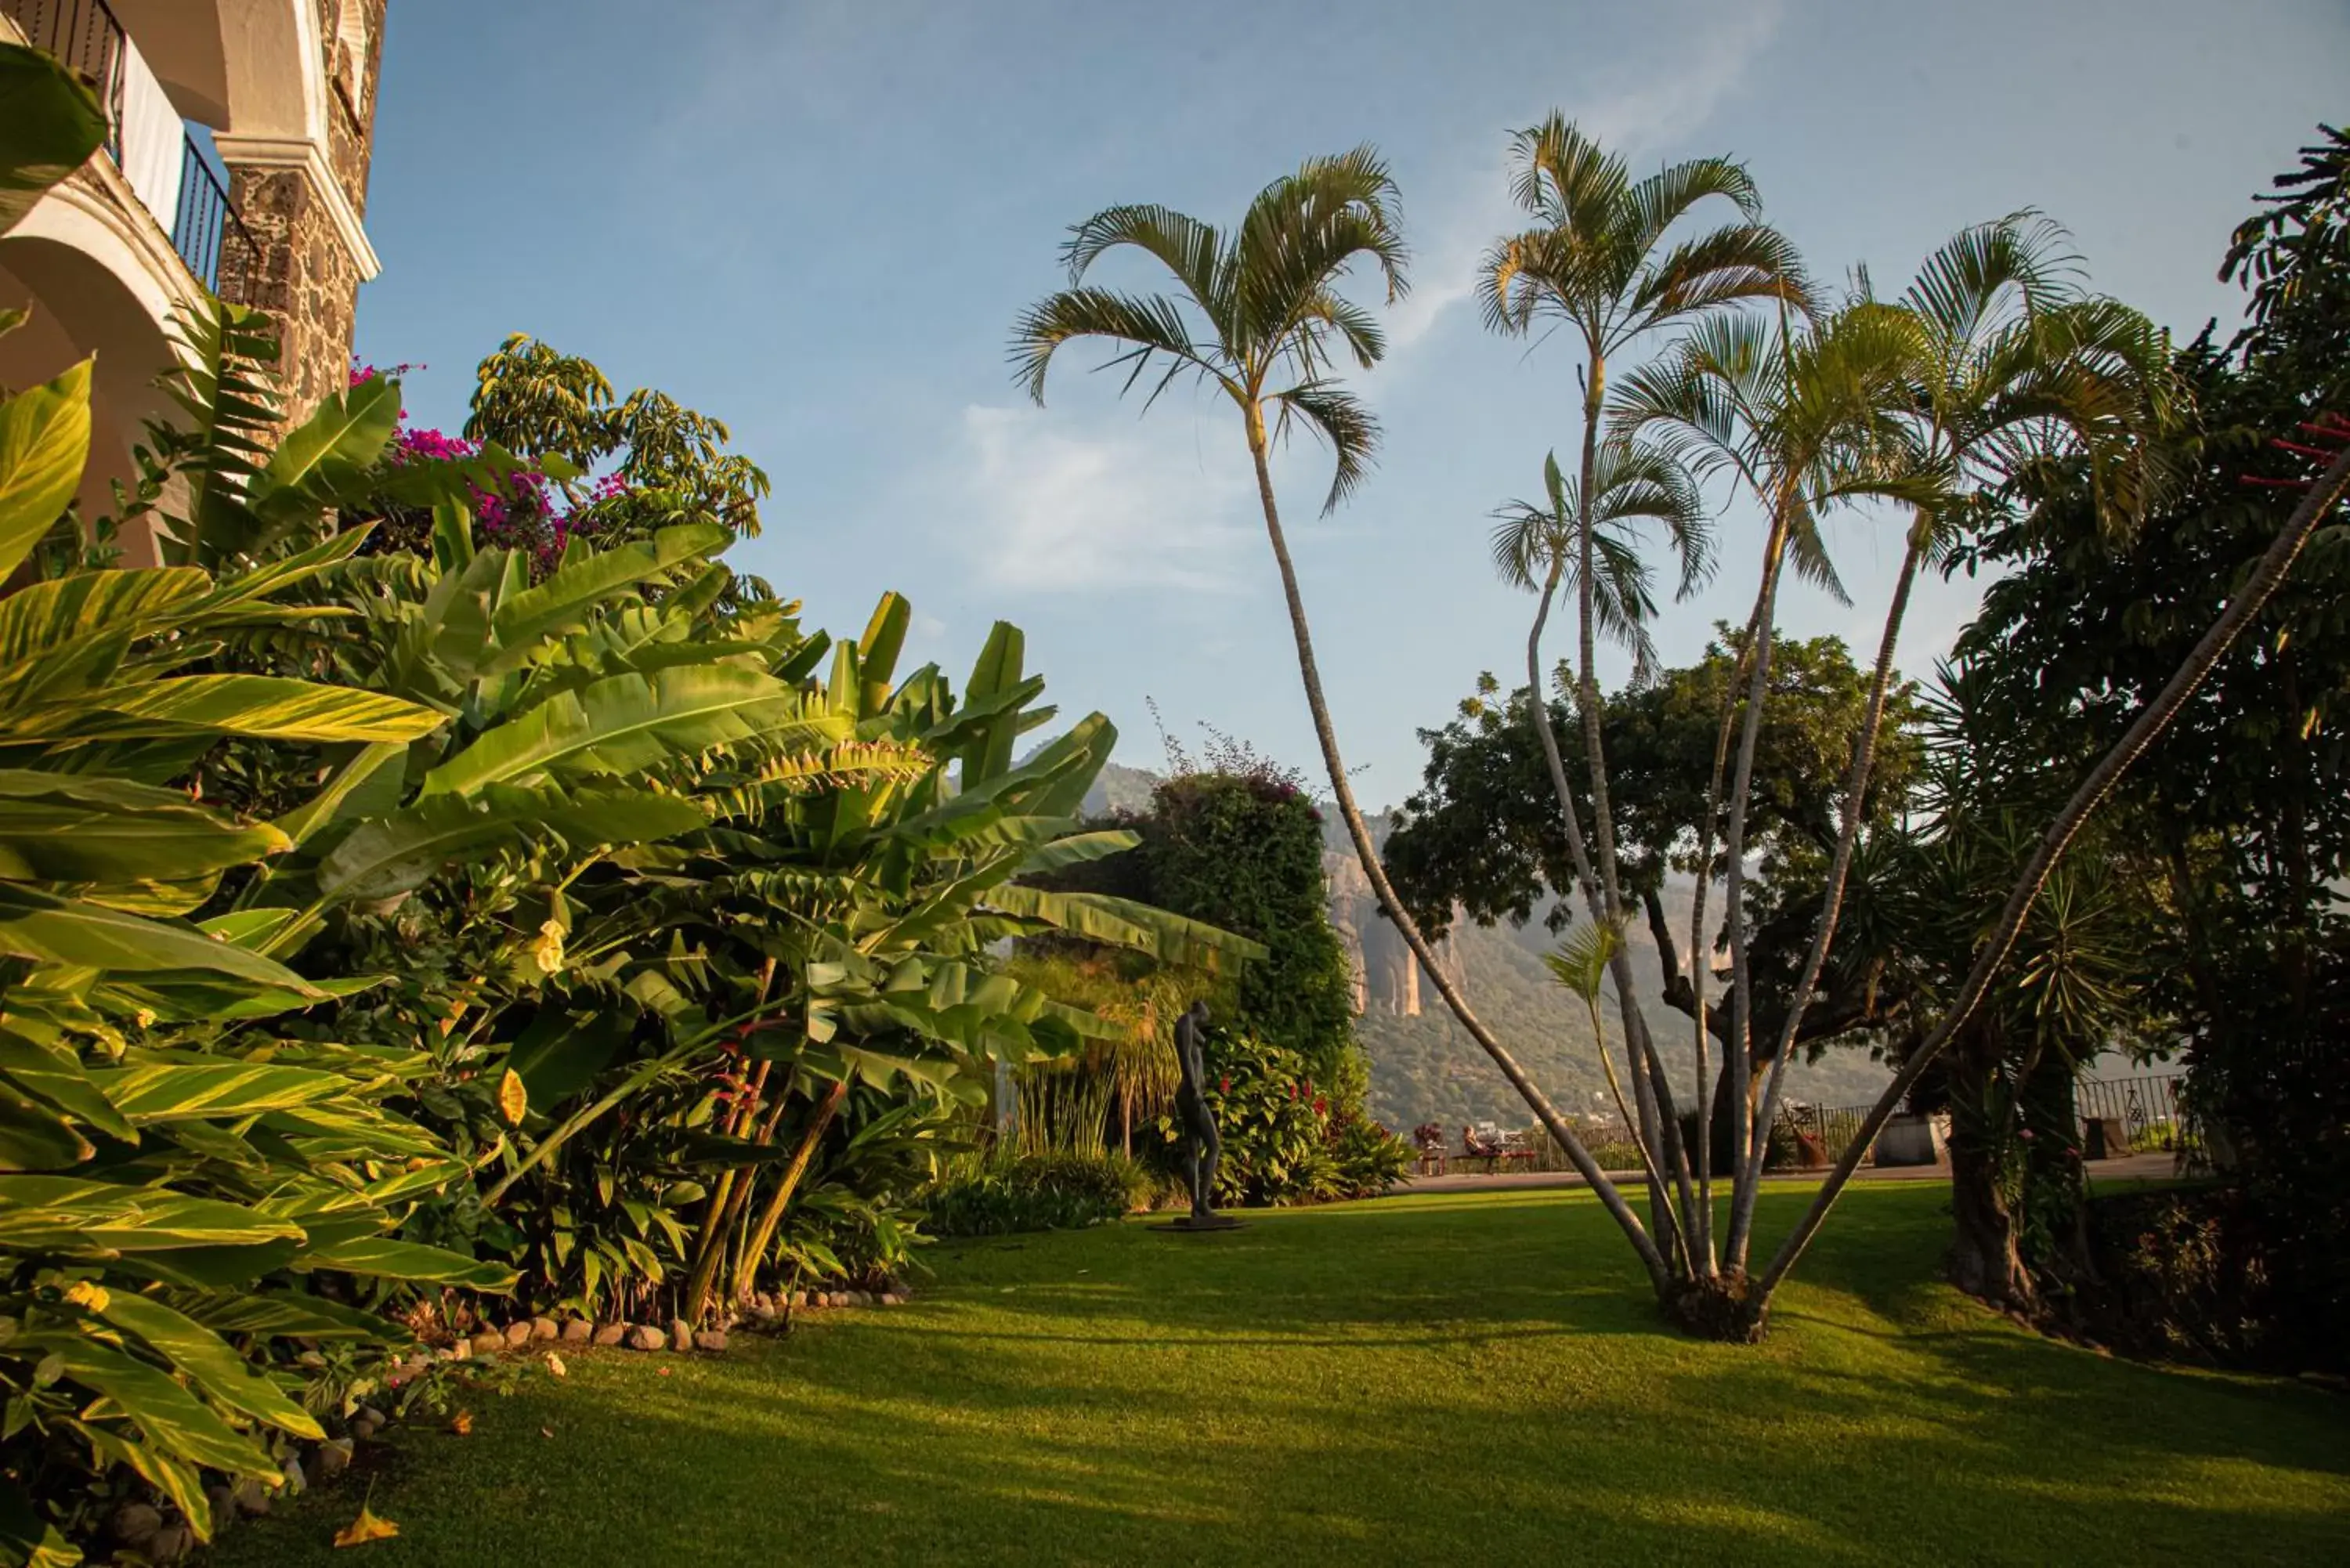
left=1753, top=439, right=2350, bottom=1314
left=1946, top=1127, right=2036, bottom=1312
left=735, top=1079, right=849, bottom=1305
left=1727, top=529, right=1923, bottom=1265
left=1240, top=402, right=1672, bottom=1290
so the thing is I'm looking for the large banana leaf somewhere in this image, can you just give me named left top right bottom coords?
left=318, top=782, right=709, bottom=901
left=418, top=665, right=846, bottom=797
left=481, top=521, right=729, bottom=673
left=9, top=1331, right=276, bottom=1477
left=81, top=1062, right=357, bottom=1123
left=0, top=569, right=211, bottom=710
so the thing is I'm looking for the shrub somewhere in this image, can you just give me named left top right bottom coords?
left=1155, top=1032, right=1411, bottom=1206
left=925, top=1152, right=1152, bottom=1237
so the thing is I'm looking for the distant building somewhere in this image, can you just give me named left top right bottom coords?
left=0, top=1, right=388, bottom=562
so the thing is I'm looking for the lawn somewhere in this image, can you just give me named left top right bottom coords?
left=212, top=1183, right=2350, bottom=1566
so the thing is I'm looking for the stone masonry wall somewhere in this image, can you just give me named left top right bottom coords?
left=219, top=0, right=389, bottom=428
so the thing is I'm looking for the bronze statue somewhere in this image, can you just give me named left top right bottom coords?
left=1170, top=1000, right=1233, bottom=1228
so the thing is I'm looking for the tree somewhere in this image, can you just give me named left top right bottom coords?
left=1385, top=635, right=1924, bottom=1157
left=1480, top=120, right=1807, bottom=1230
left=1011, top=152, right=1682, bottom=1287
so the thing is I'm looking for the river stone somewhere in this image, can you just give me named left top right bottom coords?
left=280, top=1454, right=306, bottom=1496
left=786, top=1290, right=807, bottom=1308
left=145, top=1524, right=192, bottom=1564
left=316, top=1437, right=354, bottom=1479
left=592, top=1321, right=627, bottom=1346
left=469, top=1329, right=504, bottom=1357
left=502, top=1320, right=535, bottom=1348
left=625, top=1324, right=664, bottom=1351
left=667, top=1319, right=693, bottom=1353
left=110, top=1502, right=162, bottom=1546
left=530, top=1316, right=560, bottom=1342
left=561, top=1318, right=593, bottom=1343
left=204, top=1487, right=236, bottom=1530
left=357, top=1405, right=387, bottom=1429
left=230, top=1477, right=273, bottom=1516
left=693, top=1328, right=728, bottom=1353
left=349, top=1417, right=378, bottom=1443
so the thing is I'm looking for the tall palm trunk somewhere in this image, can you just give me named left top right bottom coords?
left=1681, top=513, right=1786, bottom=1268
left=1562, top=354, right=1697, bottom=1252
left=1521, top=565, right=1689, bottom=1267
left=1725, top=527, right=1923, bottom=1265
left=1753, top=440, right=2350, bottom=1313
left=1241, top=402, right=1672, bottom=1289
left=1716, top=487, right=1798, bottom=1229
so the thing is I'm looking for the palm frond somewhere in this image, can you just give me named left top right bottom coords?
left=1008, top=287, right=1227, bottom=406
left=1271, top=379, right=1382, bottom=515
left=1542, top=918, right=1622, bottom=1006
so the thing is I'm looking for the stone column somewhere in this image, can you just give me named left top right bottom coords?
left=215, top=0, right=387, bottom=428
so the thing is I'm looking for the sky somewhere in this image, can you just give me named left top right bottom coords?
left=356, top=0, right=2349, bottom=806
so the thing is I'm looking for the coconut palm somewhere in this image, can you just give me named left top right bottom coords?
left=1727, top=217, right=2176, bottom=1266
left=1480, top=119, right=1811, bottom=1221
left=1011, top=150, right=1676, bottom=1285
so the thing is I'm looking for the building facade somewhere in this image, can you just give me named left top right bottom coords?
left=0, top=1, right=388, bottom=562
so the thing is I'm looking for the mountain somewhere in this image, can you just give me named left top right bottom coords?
left=1078, top=764, right=1892, bottom=1132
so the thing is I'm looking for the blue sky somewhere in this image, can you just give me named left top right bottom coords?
left=358, top=0, right=2348, bottom=804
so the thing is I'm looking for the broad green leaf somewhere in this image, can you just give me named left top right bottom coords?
left=0, top=567, right=209, bottom=710
left=0, top=769, right=290, bottom=883
left=83, top=1062, right=356, bottom=1123
left=0, top=1478, right=78, bottom=1568
left=89, top=970, right=375, bottom=1024
left=319, top=783, right=708, bottom=901
left=0, top=1176, right=307, bottom=1253
left=0, top=1025, right=133, bottom=1140
left=12, top=674, right=445, bottom=745
left=161, top=1288, right=410, bottom=1342
left=982, top=884, right=1266, bottom=968
left=13, top=1330, right=277, bottom=1477
left=0, top=885, right=319, bottom=988
left=418, top=665, right=845, bottom=797
left=94, top=1290, right=325, bottom=1440
left=293, top=1234, right=516, bottom=1290
left=0, top=1087, right=92, bottom=1169
left=268, top=740, right=408, bottom=850
left=482, top=522, right=729, bottom=673
left=251, top=374, right=402, bottom=518
left=0, top=45, right=106, bottom=235
left=73, top=1423, right=214, bottom=1543
left=0, top=358, right=91, bottom=581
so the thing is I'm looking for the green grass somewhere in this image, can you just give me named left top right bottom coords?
left=213, top=1184, right=2349, bottom=1566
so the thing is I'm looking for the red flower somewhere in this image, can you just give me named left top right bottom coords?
left=1219, top=1076, right=1231, bottom=1093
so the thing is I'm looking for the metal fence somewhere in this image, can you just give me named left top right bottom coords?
left=171, top=138, right=255, bottom=294
left=1786, top=1071, right=2197, bottom=1169
left=4, top=1, right=128, bottom=154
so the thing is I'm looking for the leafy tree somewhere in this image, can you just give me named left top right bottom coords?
left=1929, top=127, right=2350, bottom=1349
left=1386, top=635, right=1923, bottom=1151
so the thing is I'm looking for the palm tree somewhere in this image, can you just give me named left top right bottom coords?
left=1010, top=150, right=1674, bottom=1287
left=1614, top=301, right=1930, bottom=1270
left=1726, top=217, right=2176, bottom=1266
left=1480, top=121, right=1811, bottom=1209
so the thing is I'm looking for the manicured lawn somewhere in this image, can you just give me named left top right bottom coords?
left=214, top=1184, right=2350, bottom=1566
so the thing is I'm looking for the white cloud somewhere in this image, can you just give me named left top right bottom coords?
left=954, top=404, right=1255, bottom=594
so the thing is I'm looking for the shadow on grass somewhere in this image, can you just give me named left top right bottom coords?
left=212, top=1184, right=2349, bottom=1568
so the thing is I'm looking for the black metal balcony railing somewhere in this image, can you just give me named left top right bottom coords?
left=2, top=0, right=124, bottom=147
left=4, top=0, right=257, bottom=293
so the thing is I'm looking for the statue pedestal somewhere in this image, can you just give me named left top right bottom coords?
left=1152, top=1216, right=1247, bottom=1234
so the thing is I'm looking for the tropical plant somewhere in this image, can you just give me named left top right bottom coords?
left=0, top=46, right=512, bottom=1559
left=1013, top=150, right=1679, bottom=1284
left=1480, top=120, right=1808, bottom=1234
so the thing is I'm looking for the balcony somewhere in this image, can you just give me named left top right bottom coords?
left=2, top=0, right=255, bottom=292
